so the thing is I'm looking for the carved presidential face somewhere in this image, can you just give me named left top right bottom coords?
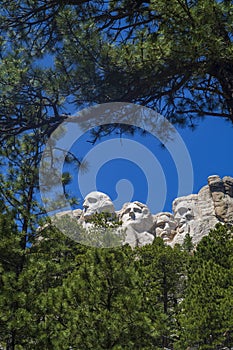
left=83, top=191, right=115, bottom=220
left=173, top=198, right=196, bottom=233
left=174, top=205, right=194, bottom=224
left=154, top=212, right=177, bottom=242
left=119, top=201, right=153, bottom=233
left=120, top=203, right=145, bottom=223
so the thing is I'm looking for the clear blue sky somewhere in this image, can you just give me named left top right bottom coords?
left=64, top=114, right=233, bottom=214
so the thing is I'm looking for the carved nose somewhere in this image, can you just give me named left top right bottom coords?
left=129, top=211, right=135, bottom=220
left=83, top=205, right=88, bottom=212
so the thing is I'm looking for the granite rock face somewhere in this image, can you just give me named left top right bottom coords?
left=82, top=191, right=115, bottom=220
left=155, top=175, right=233, bottom=247
left=80, top=193, right=154, bottom=248
left=208, top=175, right=233, bottom=223
left=116, top=201, right=154, bottom=248
left=54, top=176, right=233, bottom=248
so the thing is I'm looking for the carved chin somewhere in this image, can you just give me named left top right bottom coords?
left=125, top=218, right=141, bottom=225
left=160, top=232, right=170, bottom=240
left=160, top=230, right=176, bottom=241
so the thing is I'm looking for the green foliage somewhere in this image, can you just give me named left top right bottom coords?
left=1, top=209, right=233, bottom=349
left=1, top=0, right=233, bottom=147
left=0, top=212, right=88, bottom=349
left=182, top=233, right=194, bottom=253
left=136, top=238, right=188, bottom=348
left=88, top=212, right=122, bottom=228
left=45, top=246, right=162, bottom=349
left=176, top=224, right=233, bottom=349
left=52, top=212, right=126, bottom=248
left=1, top=2, right=233, bottom=349
left=0, top=133, right=44, bottom=235
left=80, top=212, right=126, bottom=248
left=0, top=212, right=30, bottom=349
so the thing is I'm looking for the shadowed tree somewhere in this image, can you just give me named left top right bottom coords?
left=176, top=224, right=233, bottom=349
left=0, top=0, right=233, bottom=145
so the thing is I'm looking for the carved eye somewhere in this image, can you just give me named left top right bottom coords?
left=124, top=208, right=131, bottom=214
left=157, top=222, right=165, bottom=229
left=133, top=208, right=142, bottom=213
left=186, top=214, right=193, bottom=220
left=178, top=207, right=188, bottom=216
left=87, top=198, right=97, bottom=204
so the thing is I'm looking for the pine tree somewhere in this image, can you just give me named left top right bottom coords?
left=182, top=233, right=194, bottom=253
left=135, top=238, right=188, bottom=349
left=36, top=245, right=164, bottom=349
left=1, top=0, right=233, bottom=146
left=176, top=224, right=233, bottom=349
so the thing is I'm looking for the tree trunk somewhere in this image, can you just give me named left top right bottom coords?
left=6, top=332, right=15, bottom=350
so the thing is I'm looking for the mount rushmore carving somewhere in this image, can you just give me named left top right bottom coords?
left=55, top=175, right=233, bottom=248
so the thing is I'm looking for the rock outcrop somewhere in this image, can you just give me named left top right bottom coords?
left=54, top=175, right=233, bottom=248
left=154, top=175, right=233, bottom=247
